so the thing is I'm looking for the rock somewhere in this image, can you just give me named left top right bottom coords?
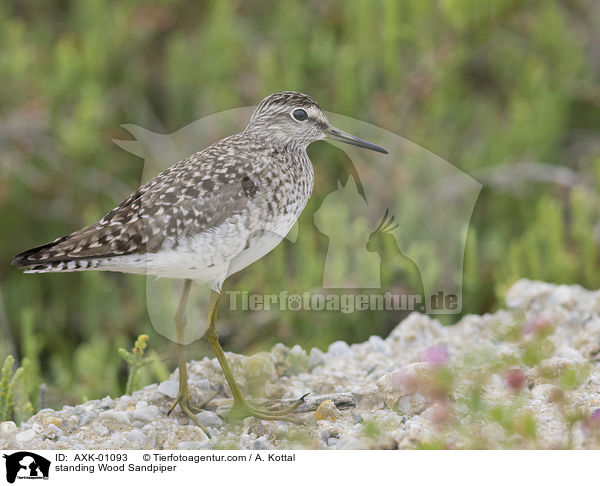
left=308, top=348, right=326, bottom=369
left=126, top=430, right=146, bottom=446
left=177, top=441, right=211, bottom=450
left=196, top=411, right=223, bottom=428
left=99, top=410, right=131, bottom=424
left=315, top=400, right=340, bottom=421
left=42, top=416, right=62, bottom=426
left=6, top=279, right=600, bottom=450
left=394, top=394, right=429, bottom=416
left=92, top=423, right=109, bottom=437
left=368, top=335, right=391, bottom=355
left=0, top=421, right=17, bottom=438
left=133, top=406, right=159, bottom=422
left=45, top=424, right=63, bottom=439
left=505, top=279, right=554, bottom=308
left=335, top=436, right=366, bottom=449
left=252, top=437, right=274, bottom=449
left=386, top=313, right=445, bottom=348
left=15, top=429, right=36, bottom=442
left=532, top=384, right=564, bottom=403
left=158, top=380, right=180, bottom=399
left=328, top=341, right=351, bottom=357
left=79, top=411, right=96, bottom=426
left=376, top=363, right=432, bottom=406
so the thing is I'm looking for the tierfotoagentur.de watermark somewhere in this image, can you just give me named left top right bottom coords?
left=226, top=290, right=459, bottom=313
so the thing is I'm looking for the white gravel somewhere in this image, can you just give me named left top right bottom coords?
left=3, top=279, right=600, bottom=449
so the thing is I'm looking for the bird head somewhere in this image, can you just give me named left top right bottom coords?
left=245, top=91, right=388, bottom=154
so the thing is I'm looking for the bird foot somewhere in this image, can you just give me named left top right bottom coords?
left=227, top=393, right=309, bottom=423
left=167, top=395, right=211, bottom=437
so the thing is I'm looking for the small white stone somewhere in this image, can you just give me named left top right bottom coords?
left=133, top=406, right=159, bottom=422
left=532, top=384, right=563, bottom=402
left=505, top=279, right=554, bottom=308
left=335, top=436, right=365, bottom=449
left=177, top=441, right=210, bottom=450
left=46, top=424, right=63, bottom=438
left=92, top=423, right=109, bottom=437
left=252, top=437, right=274, bottom=450
left=394, top=394, right=429, bottom=416
left=126, top=430, right=147, bottom=445
left=15, top=429, right=36, bottom=442
left=0, top=421, right=17, bottom=437
left=135, top=400, right=149, bottom=409
left=195, top=411, right=223, bottom=428
left=308, top=348, right=326, bottom=369
left=158, top=380, right=179, bottom=399
left=79, top=411, right=95, bottom=426
left=368, top=335, right=391, bottom=355
left=99, top=410, right=131, bottom=424
left=558, top=347, right=585, bottom=363
left=328, top=341, right=351, bottom=357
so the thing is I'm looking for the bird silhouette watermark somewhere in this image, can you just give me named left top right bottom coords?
left=111, top=104, right=480, bottom=344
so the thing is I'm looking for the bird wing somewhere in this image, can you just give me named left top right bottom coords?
left=12, top=135, right=261, bottom=267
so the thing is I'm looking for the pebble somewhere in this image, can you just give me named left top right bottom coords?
left=532, top=384, right=564, bottom=402
left=158, top=380, right=179, bottom=399
left=45, top=424, right=63, bottom=439
left=314, top=400, right=341, bottom=421
left=126, top=430, right=147, bottom=445
left=196, top=411, right=223, bottom=428
left=0, top=421, right=17, bottom=437
left=4, top=279, right=600, bottom=450
left=15, top=429, right=36, bottom=442
left=328, top=341, right=351, bottom=357
left=177, top=441, right=211, bottom=450
left=368, top=335, right=391, bottom=355
left=252, top=437, right=274, bottom=449
left=42, top=416, right=63, bottom=426
left=99, top=410, right=131, bottom=424
left=308, top=348, right=326, bottom=369
left=79, top=411, right=96, bottom=427
left=92, top=423, right=109, bottom=437
left=133, top=406, right=159, bottom=422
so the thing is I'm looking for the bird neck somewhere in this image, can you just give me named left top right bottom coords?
left=242, top=125, right=308, bottom=154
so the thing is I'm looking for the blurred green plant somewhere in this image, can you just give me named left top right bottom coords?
left=0, top=355, right=34, bottom=424
left=119, top=334, right=168, bottom=395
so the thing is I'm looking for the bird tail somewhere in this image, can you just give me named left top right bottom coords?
left=12, top=235, right=102, bottom=273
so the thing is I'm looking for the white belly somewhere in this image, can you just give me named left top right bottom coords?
left=97, top=210, right=298, bottom=290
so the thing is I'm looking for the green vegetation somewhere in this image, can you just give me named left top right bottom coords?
left=1, top=0, right=599, bottom=417
left=119, top=334, right=168, bottom=396
left=0, top=355, right=33, bottom=423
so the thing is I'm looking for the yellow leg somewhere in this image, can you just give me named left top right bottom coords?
left=167, top=279, right=211, bottom=436
left=204, top=290, right=306, bottom=422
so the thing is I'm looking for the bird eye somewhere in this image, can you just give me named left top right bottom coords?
left=291, top=108, right=308, bottom=121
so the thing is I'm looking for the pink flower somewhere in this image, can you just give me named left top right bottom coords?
left=582, top=409, right=600, bottom=431
left=523, top=313, right=554, bottom=335
left=430, top=402, right=452, bottom=425
left=391, top=370, right=419, bottom=394
left=504, top=367, right=525, bottom=391
left=422, top=345, right=449, bottom=367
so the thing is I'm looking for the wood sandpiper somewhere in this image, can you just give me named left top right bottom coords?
left=12, top=91, right=388, bottom=435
